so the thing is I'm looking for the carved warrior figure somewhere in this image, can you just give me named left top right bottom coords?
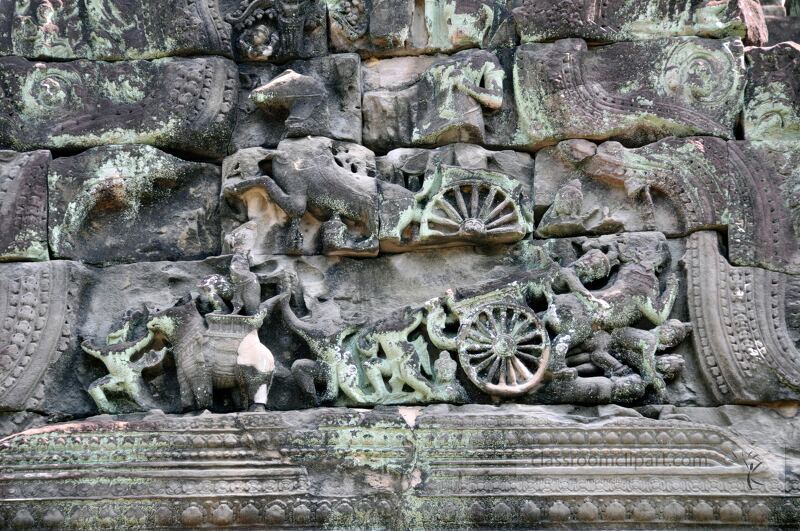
left=82, top=329, right=167, bottom=414
left=278, top=232, right=685, bottom=405
left=84, top=253, right=287, bottom=413
left=543, top=233, right=681, bottom=382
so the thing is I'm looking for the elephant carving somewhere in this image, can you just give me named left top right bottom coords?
left=144, top=293, right=286, bottom=411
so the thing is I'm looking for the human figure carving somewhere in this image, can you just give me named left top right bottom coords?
left=82, top=327, right=166, bottom=414
left=282, top=297, right=370, bottom=405
left=225, top=221, right=261, bottom=316
left=544, top=233, right=681, bottom=378
left=357, top=308, right=435, bottom=402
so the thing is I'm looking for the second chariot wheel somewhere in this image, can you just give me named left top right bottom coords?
left=457, top=303, right=550, bottom=397
left=420, top=180, right=527, bottom=242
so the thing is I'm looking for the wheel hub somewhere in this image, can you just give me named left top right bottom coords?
left=461, top=218, right=485, bottom=234
left=493, top=334, right=516, bottom=358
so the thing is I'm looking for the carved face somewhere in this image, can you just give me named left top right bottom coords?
left=146, top=315, right=178, bottom=339
left=572, top=249, right=611, bottom=284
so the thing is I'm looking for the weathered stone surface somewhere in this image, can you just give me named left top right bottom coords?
left=0, top=404, right=795, bottom=527
left=0, top=258, right=232, bottom=432
left=0, top=0, right=233, bottom=60
left=233, top=54, right=360, bottom=150
left=225, top=0, right=327, bottom=62
left=48, top=145, right=221, bottom=264
left=222, top=138, right=535, bottom=257
left=362, top=49, right=507, bottom=151
left=534, top=137, right=800, bottom=274
left=0, top=56, right=238, bottom=158
left=685, top=231, right=800, bottom=403
left=513, top=0, right=768, bottom=45
left=744, top=42, right=800, bottom=142
left=766, top=16, right=800, bottom=44
left=0, top=0, right=798, bottom=523
left=0, top=261, right=87, bottom=432
left=376, top=142, right=534, bottom=200
left=0, top=150, right=49, bottom=261
left=512, top=38, right=746, bottom=150
left=328, top=0, right=517, bottom=56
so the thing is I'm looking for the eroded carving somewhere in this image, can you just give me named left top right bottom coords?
left=534, top=136, right=800, bottom=274
left=362, top=49, right=506, bottom=151
left=48, top=145, right=221, bottom=264
left=512, top=38, right=745, bottom=150
left=233, top=53, right=361, bottom=149
left=1, top=0, right=233, bottom=60
left=513, top=0, right=767, bottom=45
left=0, top=56, right=238, bottom=158
left=327, top=0, right=516, bottom=57
left=0, top=150, right=50, bottom=261
left=225, top=0, right=327, bottom=61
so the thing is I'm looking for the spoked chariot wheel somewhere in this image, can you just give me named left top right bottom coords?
left=457, top=303, right=550, bottom=397
left=420, top=180, right=527, bottom=242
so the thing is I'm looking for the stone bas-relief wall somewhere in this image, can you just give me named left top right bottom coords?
left=0, top=0, right=799, bottom=528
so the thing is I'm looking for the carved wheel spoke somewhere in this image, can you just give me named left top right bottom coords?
left=458, top=303, right=550, bottom=397
left=423, top=181, right=525, bottom=238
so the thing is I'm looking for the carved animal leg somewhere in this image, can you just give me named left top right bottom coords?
left=586, top=331, right=629, bottom=377
left=337, top=362, right=368, bottom=404
left=88, top=375, right=120, bottom=414
left=612, top=327, right=665, bottom=396
left=237, top=331, right=276, bottom=410
left=363, top=357, right=390, bottom=397
left=291, top=358, right=325, bottom=404
left=125, top=376, right=160, bottom=411
left=174, top=357, right=197, bottom=410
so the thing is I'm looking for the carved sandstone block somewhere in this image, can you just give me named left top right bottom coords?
left=534, top=137, right=800, bottom=274
left=685, top=231, right=800, bottom=403
left=225, top=0, right=327, bottom=62
left=48, top=145, right=221, bottom=264
left=233, top=53, right=361, bottom=150
left=0, top=150, right=49, bottom=261
left=765, top=16, right=800, bottom=45
left=513, top=0, right=767, bottom=46
left=0, top=0, right=233, bottom=60
left=512, top=38, right=745, bottom=150
left=327, top=0, right=517, bottom=57
left=0, top=56, right=238, bottom=158
left=744, top=42, right=800, bottom=142
left=0, top=261, right=85, bottom=419
left=0, top=405, right=793, bottom=527
left=376, top=143, right=535, bottom=252
left=222, top=137, right=380, bottom=258
left=362, top=49, right=507, bottom=151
